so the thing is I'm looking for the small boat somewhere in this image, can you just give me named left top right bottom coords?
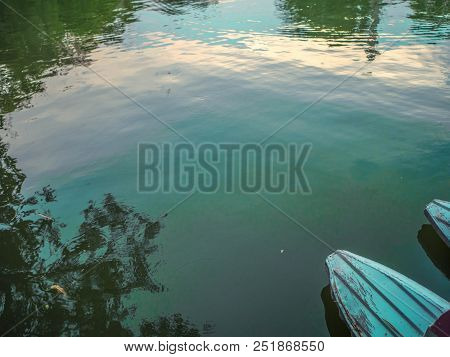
left=326, top=250, right=450, bottom=337
left=424, top=199, right=450, bottom=247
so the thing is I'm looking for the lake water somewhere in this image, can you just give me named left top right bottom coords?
left=0, top=0, right=449, bottom=336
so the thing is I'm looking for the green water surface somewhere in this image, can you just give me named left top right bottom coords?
left=0, top=0, right=449, bottom=336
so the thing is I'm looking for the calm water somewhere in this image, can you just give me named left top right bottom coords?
left=0, top=0, right=449, bottom=336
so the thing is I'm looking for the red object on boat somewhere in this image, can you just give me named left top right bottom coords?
left=425, top=310, right=450, bottom=337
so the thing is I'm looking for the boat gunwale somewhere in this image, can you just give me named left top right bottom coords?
left=424, top=201, right=450, bottom=248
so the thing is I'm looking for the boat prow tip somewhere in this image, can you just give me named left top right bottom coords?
left=325, top=250, right=352, bottom=273
left=326, top=249, right=351, bottom=261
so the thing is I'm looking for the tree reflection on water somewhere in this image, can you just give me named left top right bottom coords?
left=0, top=1, right=218, bottom=336
left=276, top=0, right=384, bottom=60
left=1, top=0, right=448, bottom=337
left=0, top=118, right=201, bottom=336
left=277, top=0, right=449, bottom=61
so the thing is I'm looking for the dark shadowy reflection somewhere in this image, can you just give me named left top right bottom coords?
left=418, top=224, right=450, bottom=279
left=0, top=0, right=223, bottom=336
left=0, top=0, right=143, bottom=123
left=141, top=313, right=200, bottom=336
left=276, top=0, right=383, bottom=60
left=276, top=0, right=450, bottom=61
left=0, top=119, right=203, bottom=335
left=0, top=0, right=218, bottom=123
left=409, top=0, right=450, bottom=41
left=320, top=285, right=351, bottom=337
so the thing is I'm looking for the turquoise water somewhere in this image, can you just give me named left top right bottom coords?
left=1, top=0, right=449, bottom=336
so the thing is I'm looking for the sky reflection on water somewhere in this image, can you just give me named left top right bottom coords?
left=0, top=0, right=449, bottom=336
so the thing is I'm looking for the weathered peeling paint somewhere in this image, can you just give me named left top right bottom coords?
left=326, top=250, right=450, bottom=337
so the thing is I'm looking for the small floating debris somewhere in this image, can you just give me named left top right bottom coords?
left=326, top=250, right=450, bottom=336
left=37, top=213, right=53, bottom=221
left=424, top=199, right=450, bottom=248
left=50, top=284, right=67, bottom=297
left=280, top=249, right=285, bottom=254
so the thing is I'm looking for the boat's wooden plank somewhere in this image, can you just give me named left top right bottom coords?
left=326, top=250, right=450, bottom=337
